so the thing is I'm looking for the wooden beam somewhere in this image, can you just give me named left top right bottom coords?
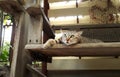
left=0, top=10, right=3, bottom=49
left=26, top=7, right=55, bottom=38
left=10, top=13, right=25, bottom=77
left=0, top=0, right=23, bottom=15
left=26, top=7, right=42, bottom=17
left=27, top=64, right=47, bottom=77
left=25, top=42, right=120, bottom=56
left=44, top=0, right=49, bottom=17
left=9, top=16, right=16, bottom=66
left=10, top=13, right=32, bottom=77
left=42, top=62, right=48, bottom=76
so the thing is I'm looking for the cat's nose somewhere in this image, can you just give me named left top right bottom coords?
left=67, top=39, right=70, bottom=42
left=66, top=40, right=69, bottom=43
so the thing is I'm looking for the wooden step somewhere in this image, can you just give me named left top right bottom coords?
left=52, top=23, right=120, bottom=30
left=25, top=42, right=120, bottom=57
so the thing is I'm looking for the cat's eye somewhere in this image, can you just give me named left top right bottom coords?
left=64, top=34, right=67, bottom=37
left=70, top=35, right=74, bottom=38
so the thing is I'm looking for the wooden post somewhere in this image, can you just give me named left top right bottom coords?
left=27, top=15, right=43, bottom=44
left=42, top=0, right=49, bottom=76
left=0, top=10, right=3, bottom=50
left=42, top=62, right=48, bottom=76
left=44, top=0, right=49, bottom=17
left=9, top=16, right=16, bottom=66
left=10, top=12, right=32, bottom=77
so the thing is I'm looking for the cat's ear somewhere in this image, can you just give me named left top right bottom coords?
left=77, top=31, right=83, bottom=35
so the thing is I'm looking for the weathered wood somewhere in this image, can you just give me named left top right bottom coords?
left=10, top=13, right=32, bottom=77
left=48, top=59, right=120, bottom=70
left=25, top=42, right=120, bottom=56
left=52, top=23, right=120, bottom=30
left=26, top=7, right=55, bottom=38
left=27, top=15, right=43, bottom=44
left=10, top=13, right=24, bottom=77
left=26, top=7, right=42, bottom=17
left=0, top=10, right=3, bottom=49
left=42, top=62, right=48, bottom=76
left=48, top=70, right=120, bottom=77
left=27, top=64, right=47, bottom=77
left=9, top=16, right=16, bottom=66
left=0, top=0, right=23, bottom=15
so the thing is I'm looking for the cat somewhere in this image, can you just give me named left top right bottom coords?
left=43, top=30, right=103, bottom=49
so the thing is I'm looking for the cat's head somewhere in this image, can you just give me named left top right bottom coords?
left=60, top=31, right=83, bottom=45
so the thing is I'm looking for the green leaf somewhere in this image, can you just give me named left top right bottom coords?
left=0, top=42, right=10, bottom=61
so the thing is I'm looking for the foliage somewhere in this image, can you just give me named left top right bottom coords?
left=0, top=42, right=10, bottom=62
left=3, top=14, right=12, bottom=26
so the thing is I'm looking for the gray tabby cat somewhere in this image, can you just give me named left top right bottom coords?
left=43, top=31, right=102, bottom=49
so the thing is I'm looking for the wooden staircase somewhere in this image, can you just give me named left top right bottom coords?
left=1, top=0, right=120, bottom=77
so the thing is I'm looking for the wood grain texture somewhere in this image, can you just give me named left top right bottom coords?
left=27, top=64, right=47, bottom=77
left=0, top=0, right=23, bottom=15
left=27, top=15, right=43, bottom=44
left=25, top=42, right=120, bottom=56
left=48, top=59, right=120, bottom=70
left=26, top=7, right=55, bottom=38
left=10, top=13, right=32, bottom=77
left=52, top=23, right=120, bottom=30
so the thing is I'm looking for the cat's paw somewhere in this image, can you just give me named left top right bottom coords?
left=43, top=39, right=57, bottom=49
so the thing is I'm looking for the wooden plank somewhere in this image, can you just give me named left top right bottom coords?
left=10, top=13, right=25, bottom=77
left=52, top=23, right=120, bottom=30
left=0, top=0, right=23, bottom=15
left=10, top=13, right=32, bottom=77
left=48, top=0, right=75, bottom=3
left=27, top=64, right=47, bottom=77
left=48, top=7, right=89, bottom=17
left=27, top=15, right=43, bottom=44
left=48, top=70, right=120, bottom=77
left=78, top=1, right=90, bottom=8
left=26, top=7, right=42, bottom=17
left=9, top=16, right=16, bottom=66
left=25, top=42, right=120, bottom=56
left=48, top=59, right=120, bottom=70
left=26, top=7, right=55, bottom=38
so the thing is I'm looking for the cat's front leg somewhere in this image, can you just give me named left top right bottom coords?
left=43, top=39, right=57, bottom=49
